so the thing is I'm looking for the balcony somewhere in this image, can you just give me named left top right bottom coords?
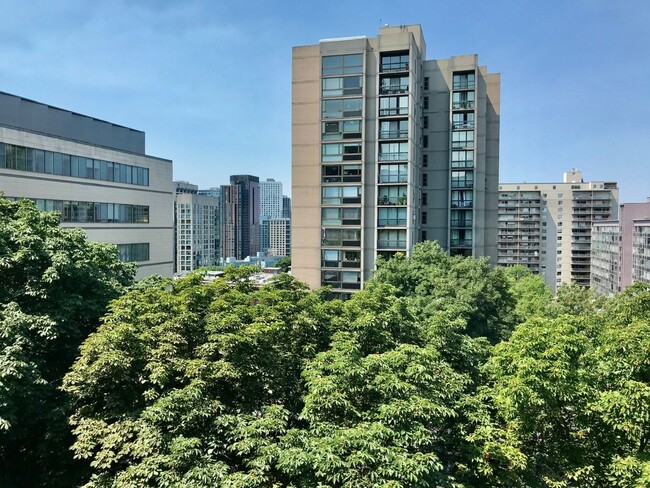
left=380, top=84, right=409, bottom=95
left=453, top=81, right=475, bottom=90
left=380, top=61, right=409, bottom=73
left=452, top=120, right=475, bottom=130
left=379, top=129, right=408, bottom=139
left=378, top=218, right=407, bottom=227
left=378, top=174, right=408, bottom=184
left=378, top=152, right=408, bottom=161
left=452, top=100, right=475, bottom=110
left=378, top=195, right=408, bottom=206
left=451, top=200, right=473, bottom=208
left=378, top=239, right=407, bottom=249
left=451, top=238, right=473, bottom=247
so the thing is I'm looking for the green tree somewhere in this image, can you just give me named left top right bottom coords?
left=0, top=197, right=135, bottom=487
left=275, top=256, right=291, bottom=273
left=502, top=265, right=554, bottom=323
left=63, top=270, right=339, bottom=487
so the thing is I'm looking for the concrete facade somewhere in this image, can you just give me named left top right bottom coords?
left=0, top=92, right=174, bottom=279
left=499, top=170, right=619, bottom=292
left=292, top=25, right=500, bottom=294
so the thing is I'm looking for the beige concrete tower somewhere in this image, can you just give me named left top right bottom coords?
left=292, top=25, right=500, bottom=295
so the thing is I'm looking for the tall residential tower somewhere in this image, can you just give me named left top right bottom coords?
left=292, top=25, right=500, bottom=294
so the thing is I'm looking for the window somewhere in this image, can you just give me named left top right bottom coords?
left=378, top=163, right=408, bottom=183
left=321, top=249, right=361, bottom=268
left=322, top=142, right=362, bottom=161
left=379, top=96, right=408, bottom=116
left=378, top=229, right=406, bottom=249
left=380, top=76, right=409, bottom=94
left=322, top=98, right=362, bottom=118
left=422, top=154, right=428, bottom=167
left=451, top=170, right=473, bottom=188
left=379, top=119, right=408, bottom=139
left=421, top=230, right=428, bottom=240
left=322, top=164, right=362, bottom=183
left=423, top=96, right=429, bottom=110
left=422, top=173, right=428, bottom=187
left=453, top=71, right=475, bottom=89
left=421, top=211, right=427, bottom=224
left=322, top=228, right=361, bottom=247
left=117, top=243, right=150, bottom=262
left=378, top=185, right=407, bottom=205
left=321, top=186, right=361, bottom=204
left=422, top=192, right=428, bottom=205
left=451, top=150, right=474, bottom=168
left=321, top=207, right=361, bottom=225
left=450, top=228, right=472, bottom=247
left=321, top=270, right=361, bottom=290
left=451, top=130, right=474, bottom=148
left=423, top=115, right=429, bottom=129
left=378, top=207, right=407, bottom=226
left=452, top=91, right=475, bottom=109
left=322, top=54, right=363, bottom=76
left=423, top=135, right=428, bottom=148
left=452, top=112, right=474, bottom=129
left=423, top=76, right=430, bottom=90
left=322, top=120, right=362, bottom=140
left=379, top=142, right=408, bottom=161
left=322, top=76, right=362, bottom=97
left=0, top=143, right=149, bottom=186
left=380, top=53, right=409, bottom=72
left=451, top=209, right=473, bottom=227
left=451, top=190, right=473, bottom=208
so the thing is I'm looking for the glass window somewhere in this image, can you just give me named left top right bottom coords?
left=379, top=142, right=408, bottom=161
left=451, top=170, right=474, bottom=188
left=378, top=185, right=407, bottom=205
left=451, top=190, right=473, bottom=208
left=322, top=120, right=362, bottom=140
left=380, top=53, right=409, bottom=72
left=380, top=76, right=409, bottom=94
left=379, top=119, right=408, bottom=139
left=451, top=150, right=474, bottom=168
left=322, top=54, right=363, bottom=76
left=377, top=229, right=406, bottom=249
left=451, top=209, right=473, bottom=228
left=453, top=72, right=475, bottom=90
left=322, top=186, right=361, bottom=204
left=379, top=96, right=408, bottom=116
left=322, top=143, right=362, bottom=162
left=322, top=98, right=362, bottom=118
left=451, top=130, right=474, bottom=148
left=322, top=76, right=362, bottom=97
left=378, top=207, right=407, bottom=227
left=322, top=207, right=361, bottom=225
left=452, top=91, right=475, bottom=109
left=378, top=163, right=408, bottom=183
left=322, top=164, right=362, bottom=183
left=452, top=112, right=474, bottom=129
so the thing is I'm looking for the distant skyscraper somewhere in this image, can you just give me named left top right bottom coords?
left=198, top=187, right=222, bottom=260
left=259, top=178, right=283, bottom=220
left=499, top=169, right=619, bottom=292
left=268, top=218, right=291, bottom=256
left=591, top=200, right=650, bottom=295
left=174, top=181, right=219, bottom=274
left=221, top=175, right=260, bottom=259
left=291, top=24, right=500, bottom=295
left=282, top=195, right=292, bottom=219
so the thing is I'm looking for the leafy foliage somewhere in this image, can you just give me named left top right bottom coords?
left=0, top=197, right=135, bottom=487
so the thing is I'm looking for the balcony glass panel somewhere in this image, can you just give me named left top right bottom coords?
left=379, top=96, right=408, bottom=116
left=378, top=229, right=406, bottom=249
left=380, top=76, right=409, bottom=94
left=451, top=190, right=473, bottom=208
left=378, top=163, right=408, bottom=183
left=322, top=120, right=362, bottom=140
left=379, top=119, right=408, bottom=139
left=452, top=91, right=475, bottom=109
left=380, top=53, right=409, bottom=72
left=322, top=54, right=363, bottom=76
left=378, top=185, right=407, bottom=205
left=322, top=98, right=362, bottom=119
left=379, top=142, right=408, bottom=161
left=322, top=76, right=362, bottom=97
left=378, top=207, right=407, bottom=227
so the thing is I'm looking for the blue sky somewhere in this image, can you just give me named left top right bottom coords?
left=1, top=0, right=649, bottom=201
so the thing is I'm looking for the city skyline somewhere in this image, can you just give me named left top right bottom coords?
left=2, top=0, right=649, bottom=201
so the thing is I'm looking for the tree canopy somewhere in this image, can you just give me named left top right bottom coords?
left=0, top=197, right=135, bottom=487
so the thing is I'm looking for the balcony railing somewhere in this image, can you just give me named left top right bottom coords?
left=378, top=196, right=408, bottom=205
left=451, top=200, right=473, bottom=208
left=378, top=174, right=408, bottom=183
left=450, top=238, right=473, bottom=247
left=381, top=62, right=409, bottom=72
left=378, top=218, right=407, bottom=227
left=452, top=101, right=475, bottom=109
left=453, top=81, right=475, bottom=90
left=379, top=152, right=408, bottom=161
left=378, top=239, right=407, bottom=249
left=379, top=130, right=408, bottom=139
left=379, top=107, right=409, bottom=117
left=380, top=84, right=409, bottom=95
left=452, top=121, right=475, bottom=129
